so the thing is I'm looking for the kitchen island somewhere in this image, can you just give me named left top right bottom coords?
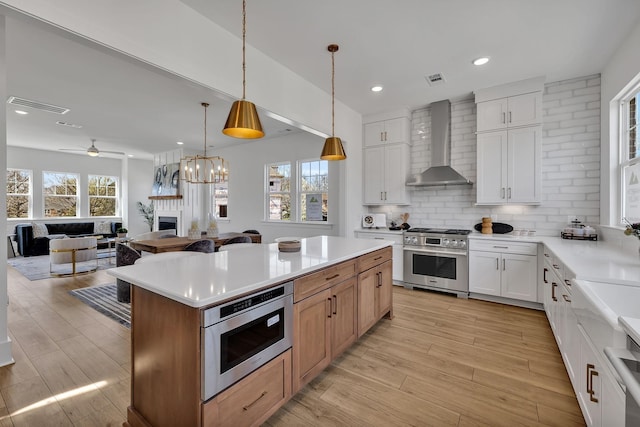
left=108, top=236, right=393, bottom=427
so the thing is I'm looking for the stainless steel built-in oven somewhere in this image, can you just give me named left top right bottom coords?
left=201, top=281, right=293, bottom=401
left=403, top=228, right=470, bottom=297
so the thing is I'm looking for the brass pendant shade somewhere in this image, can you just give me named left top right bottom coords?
left=321, top=137, right=346, bottom=160
left=223, top=0, right=264, bottom=139
left=320, top=44, right=346, bottom=161
left=223, top=99, right=264, bottom=139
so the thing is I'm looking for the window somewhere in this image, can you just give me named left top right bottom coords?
left=267, top=163, right=291, bottom=220
left=299, top=160, right=328, bottom=221
left=211, top=182, right=229, bottom=218
left=88, top=175, right=118, bottom=216
left=622, top=87, right=640, bottom=222
left=265, top=160, right=329, bottom=222
left=43, top=171, right=78, bottom=217
left=6, top=169, right=32, bottom=218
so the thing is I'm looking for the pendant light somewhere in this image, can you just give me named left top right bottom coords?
left=223, top=0, right=264, bottom=139
left=321, top=44, right=346, bottom=160
left=180, top=102, right=229, bottom=184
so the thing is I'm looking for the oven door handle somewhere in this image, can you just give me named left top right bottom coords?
left=605, top=347, right=640, bottom=405
left=403, top=247, right=467, bottom=257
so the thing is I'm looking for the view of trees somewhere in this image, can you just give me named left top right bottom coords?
left=6, top=169, right=30, bottom=218
left=269, top=164, right=291, bottom=220
left=89, top=175, right=117, bottom=216
left=43, top=172, right=78, bottom=217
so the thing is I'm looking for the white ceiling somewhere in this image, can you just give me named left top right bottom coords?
left=5, top=1, right=640, bottom=159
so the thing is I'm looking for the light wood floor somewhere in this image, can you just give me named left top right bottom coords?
left=1, top=265, right=584, bottom=426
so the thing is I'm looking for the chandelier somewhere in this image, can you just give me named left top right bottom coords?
left=180, top=102, right=229, bottom=184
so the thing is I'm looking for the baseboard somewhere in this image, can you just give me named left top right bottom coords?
left=0, top=337, right=15, bottom=367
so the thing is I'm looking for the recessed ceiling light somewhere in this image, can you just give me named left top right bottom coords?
left=371, top=86, right=383, bottom=92
left=176, top=141, right=184, bottom=145
left=473, top=57, right=490, bottom=66
left=128, top=154, right=134, bottom=158
left=15, top=110, right=28, bottom=115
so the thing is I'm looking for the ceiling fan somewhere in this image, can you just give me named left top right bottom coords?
left=60, top=138, right=125, bottom=157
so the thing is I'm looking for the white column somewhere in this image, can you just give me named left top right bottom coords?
left=0, top=14, right=15, bottom=366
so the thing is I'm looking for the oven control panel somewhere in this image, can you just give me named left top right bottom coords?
left=403, top=234, right=467, bottom=250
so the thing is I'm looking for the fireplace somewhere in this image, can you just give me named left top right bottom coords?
left=158, top=216, right=178, bottom=231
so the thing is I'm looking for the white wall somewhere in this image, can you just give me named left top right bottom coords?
left=213, top=131, right=341, bottom=243
left=124, top=157, right=154, bottom=237
left=371, top=75, right=602, bottom=237
left=601, top=20, right=640, bottom=227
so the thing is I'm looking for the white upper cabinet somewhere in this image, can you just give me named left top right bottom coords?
left=362, top=114, right=410, bottom=205
left=474, top=77, right=544, bottom=206
left=363, top=117, right=409, bottom=147
left=477, top=92, right=543, bottom=132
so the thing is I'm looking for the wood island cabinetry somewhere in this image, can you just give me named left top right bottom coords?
left=123, top=242, right=393, bottom=427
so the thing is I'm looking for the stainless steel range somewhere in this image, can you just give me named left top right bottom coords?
left=402, top=228, right=471, bottom=298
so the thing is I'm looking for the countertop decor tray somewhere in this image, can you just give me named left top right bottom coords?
left=473, top=222, right=514, bottom=234
left=560, top=232, right=598, bottom=241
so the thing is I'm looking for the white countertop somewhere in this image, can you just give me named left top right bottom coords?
left=108, top=235, right=392, bottom=308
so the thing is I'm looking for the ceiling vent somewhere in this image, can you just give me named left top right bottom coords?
left=7, top=96, right=70, bottom=114
left=425, top=73, right=446, bottom=86
left=56, top=121, right=82, bottom=129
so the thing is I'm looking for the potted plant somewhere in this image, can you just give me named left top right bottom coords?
left=116, top=227, right=128, bottom=238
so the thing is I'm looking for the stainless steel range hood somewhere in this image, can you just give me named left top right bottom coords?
left=406, top=100, right=472, bottom=186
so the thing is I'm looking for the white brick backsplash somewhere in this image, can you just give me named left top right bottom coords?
left=370, top=75, right=600, bottom=236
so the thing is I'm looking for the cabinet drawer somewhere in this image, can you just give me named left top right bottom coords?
left=202, top=349, right=291, bottom=427
left=358, top=247, right=392, bottom=273
left=355, top=232, right=403, bottom=245
left=469, top=239, right=537, bottom=255
left=294, top=260, right=356, bottom=302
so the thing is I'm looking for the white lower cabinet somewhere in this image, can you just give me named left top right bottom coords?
left=577, top=325, right=624, bottom=427
left=468, top=239, right=537, bottom=302
left=354, top=230, right=403, bottom=282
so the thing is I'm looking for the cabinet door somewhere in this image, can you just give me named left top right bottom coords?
left=476, top=131, right=508, bottom=204
left=578, top=327, right=602, bottom=427
left=293, top=288, right=332, bottom=392
left=383, top=117, right=408, bottom=144
left=363, top=147, right=385, bottom=204
left=364, top=121, right=386, bottom=147
left=477, top=98, right=508, bottom=132
left=358, top=266, right=379, bottom=337
left=377, top=260, right=393, bottom=319
left=383, top=144, right=408, bottom=204
left=601, top=364, right=625, bottom=427
left=507, top=92, right=542, bottom=128
left=562, top=295, right=579, bottom=389
left=468, top=251, right=501, bottom=296
left=501, top=253, right=537, bottom=302
left=331, top=278, right=357, bottom=357
left=507, top=126, right=540, bottom=204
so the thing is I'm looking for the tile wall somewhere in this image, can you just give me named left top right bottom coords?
left=372, top=74, right=602, bottom=237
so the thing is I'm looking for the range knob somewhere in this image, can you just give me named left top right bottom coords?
left=459, top=240, right=467, bottom=249
left=450, top=240, right=459, bottom=248
left=442, top=238, right=450, bottom=247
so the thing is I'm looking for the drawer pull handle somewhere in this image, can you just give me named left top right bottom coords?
left=327, top=298, right=332, bottom=318
left=325, top=274, right=340, bottom=281
left=333, top=295, right=337, bottom=315
left=374, top=237, right=385, bottom=240
left=553, top=264, right=559, bottom=269
left=543, top=267, right=548, bottom=284
left=493, top=246, right=509, bottom=249
left=586, top=364, right=599, bottom=403
left=374, top=256, right=383, bottom=261
left=562, top=294, right=571, bottom=303
left=243, top=391, right=268, bottom=411
left=565, top=280, right=571, bottom=287
left=551, top=283, right=557, bottom=302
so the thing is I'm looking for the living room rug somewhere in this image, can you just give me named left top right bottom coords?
left=69, top=283, right=130, bottom=329
left=7, top=252, right=115, bottom=281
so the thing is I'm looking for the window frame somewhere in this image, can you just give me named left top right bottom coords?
left=88, top=174, right=119, bottom=217
left=266, top=162, right=292, bottom=222
left=620, top=83, right=640, bottom=224
left=6, top=168, right=33, bottom=219
left=297, top=158, right=329, bottom=222
left=42, top=171, right=79, bottom=218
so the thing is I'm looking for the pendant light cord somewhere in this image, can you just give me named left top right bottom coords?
left=242, top=0, right=247, bottom=100
left=202, top=102, right=209, bottom=157
left=331, top=49, right=335, bottom=137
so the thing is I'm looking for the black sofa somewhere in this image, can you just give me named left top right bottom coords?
left=14, top=222, right=122, bottom=257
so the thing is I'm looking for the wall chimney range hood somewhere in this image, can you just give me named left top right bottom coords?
left=406, top=100, right=472, bottom=187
